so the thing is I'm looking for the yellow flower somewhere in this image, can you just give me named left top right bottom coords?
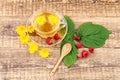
left=39, top=48, right=50, bottom=58
left=35, top=15, right=46, bottom=25
left=28, top=42, right=38, bottom=54
left=16, top=26, right=26, bottom=36
left=18, top=35, right=29, bottom=44
left=28, top=25, right=34, bottom=33
left=48, top=15, right=59, bottom=25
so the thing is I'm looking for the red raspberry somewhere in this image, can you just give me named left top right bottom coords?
left=74, top=35, right=80, bottom=41
left=46, top=37, right=52, bottom=45
left=89, top=48, right=94, bottom=53
left=81, top=50, right=89, bottom=58
left=54, top=33, right=60, bottom=40
left=76, top=42, right=82, bottom=48
left=77, top=53, right=83, bottom=59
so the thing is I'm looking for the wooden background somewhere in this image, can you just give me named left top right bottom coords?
left=0, top=0, right=120, bottom=80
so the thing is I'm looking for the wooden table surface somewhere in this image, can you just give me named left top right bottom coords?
left=0, top=0, right=120, bottom=80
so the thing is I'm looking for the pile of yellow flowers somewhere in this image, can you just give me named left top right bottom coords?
left=16, top=25, right=50, bottom=58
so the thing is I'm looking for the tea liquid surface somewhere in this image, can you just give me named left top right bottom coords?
left=35, top=12, right=59, bottom=33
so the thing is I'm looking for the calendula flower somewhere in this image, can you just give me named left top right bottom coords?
left=35, top=15, right=46, bottom=25
left=18, top=35, right=29, bottom=44
left=28, top=42, right=38, bottom=54
left=48, top=15, right=59, bottom=25
left=39, top=48, right=50, bottom=58
left=16, top=26, right=26, bottom=36
left=28, top=25, right=34, bottom=33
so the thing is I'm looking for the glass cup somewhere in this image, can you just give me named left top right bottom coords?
left=26, top=8, right=68, bottom=47
left=31, top=8, right=64, bottom=38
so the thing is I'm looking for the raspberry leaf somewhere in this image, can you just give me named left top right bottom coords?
left=60, top=16, right=78, bottom=68
left=77, top=22, right=111, bottom=48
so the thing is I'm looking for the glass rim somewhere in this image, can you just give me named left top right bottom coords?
left=30, top=9, right=63, bottom=35
left=26, top=9, right=68, bottom=47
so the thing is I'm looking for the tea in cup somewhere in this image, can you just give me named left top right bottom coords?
left=32, top=10, right=61, bottom=38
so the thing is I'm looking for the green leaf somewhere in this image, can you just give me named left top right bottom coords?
left=60, top=16, right=78, bottom=68
left=64, top=16, right=74, bottom=36
left=61, top=40, right=77, bottom=67
left=58, top=28, right=66, bottom=38
left=77, top=22, right=111, bottom=48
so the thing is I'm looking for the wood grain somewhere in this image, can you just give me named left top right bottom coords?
left=0, top=0, right=120, bottom=80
